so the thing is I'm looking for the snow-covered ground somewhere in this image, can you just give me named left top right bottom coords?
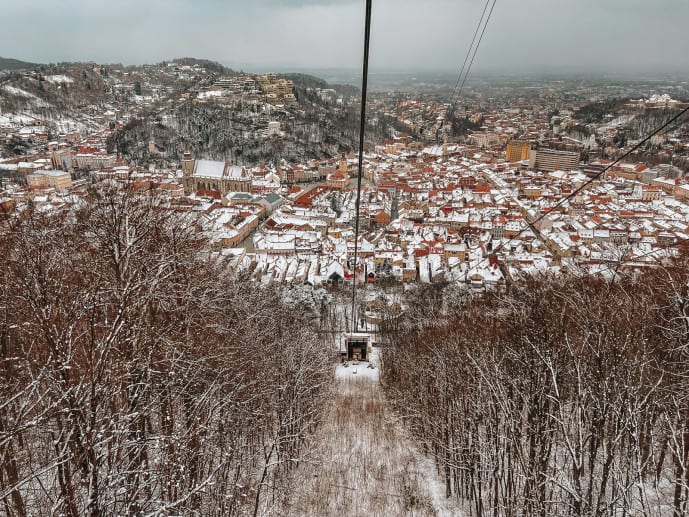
left=0, top=113, right=37, bottom=127
left=197, top=89, right=224, bottom=99
left=45, top=74, right=73, bottom=84
left=2, top=85, right=50, bottom=107
left=0, top=110, right=98, bottom=134
left=335, top=359, right=379, bottom=382
left=277, top=347, right=463, bottom=516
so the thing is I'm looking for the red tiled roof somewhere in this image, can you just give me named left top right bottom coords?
left=196, top=189, right=221, bottom=199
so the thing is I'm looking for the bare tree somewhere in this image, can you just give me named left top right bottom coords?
left=0, top=186, right=332, bottom=517
left=383, top=267, right=689, bottom=517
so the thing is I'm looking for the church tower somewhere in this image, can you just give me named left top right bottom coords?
left=338, top=155, right=348, bottom=176
left=181, top=148, right=195, bottom=194
left=182, top=147, right=195, bottom=176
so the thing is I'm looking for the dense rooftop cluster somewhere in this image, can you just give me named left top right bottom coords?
left=2, top=65, right=689, bottom=287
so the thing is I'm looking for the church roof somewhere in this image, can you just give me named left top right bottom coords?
left=193, top=159, right=250, bottom=180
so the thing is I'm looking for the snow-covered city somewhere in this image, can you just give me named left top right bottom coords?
left=2, top=1, right=689, bottom=516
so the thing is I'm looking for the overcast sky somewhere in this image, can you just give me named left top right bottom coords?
left=2, top=0, right=688, bottom=74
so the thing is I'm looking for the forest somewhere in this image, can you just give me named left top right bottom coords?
left=575, top=99, right=630, bottom=124
left=382, top=262, right=689, bottom=516
left=0, top=187, right=332, bottom=516
left=109, top=88, right=391, bottom=168
left=3, top=186, right=689, bottom=516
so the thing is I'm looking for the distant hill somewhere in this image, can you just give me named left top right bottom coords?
left=0, top=55, right=387, bottom=165
left=280, top=73, right=359, bottom=98
left=164, top=57, right=236, bottom=75
left=0, top=66, right=109, bottom=113
left=279, top=73, right=329, bottom=90
left=0, top=57, right=39, bottom=71
left=574, top=98, right=630, bottom=124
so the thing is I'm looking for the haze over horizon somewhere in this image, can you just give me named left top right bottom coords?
left=3, top=0, right=689, bottom=76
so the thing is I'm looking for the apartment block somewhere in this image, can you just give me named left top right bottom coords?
left=528, top=148, right=580, bottom=172
left=505, top=140, right=531, bottom=162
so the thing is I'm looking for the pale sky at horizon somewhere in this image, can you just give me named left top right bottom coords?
left=2, top=0, right=688, bottom=74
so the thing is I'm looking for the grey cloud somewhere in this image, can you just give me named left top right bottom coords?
left=1, top=0, right=687, bottom=74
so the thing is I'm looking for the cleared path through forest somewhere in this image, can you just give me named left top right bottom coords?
left=278, top=348, right=462, bottom=517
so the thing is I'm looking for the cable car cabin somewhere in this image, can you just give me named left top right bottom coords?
left=341, top=333, right=372, bottom=362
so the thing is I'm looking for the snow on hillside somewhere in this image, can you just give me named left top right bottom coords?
left=2, top=85, right=50, bottom=107
left=0, top=109, right=99, bottom=134
left=45, top=74, right=73, bottom=84
left=0, top=113, right=37, bottom=126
